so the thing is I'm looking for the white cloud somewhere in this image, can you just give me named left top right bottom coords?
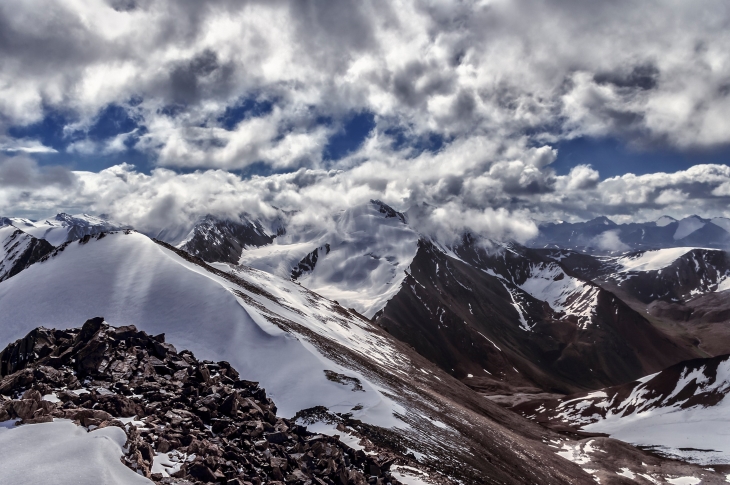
left=1, top=0, right=730, bottom=167
left=1, top=0, right=730, bottom=236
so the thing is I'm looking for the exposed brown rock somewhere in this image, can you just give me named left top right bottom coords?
left=0, top=318, right=407, bottom=485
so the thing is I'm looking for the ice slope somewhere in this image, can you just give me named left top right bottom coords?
left=0, top=419, right=152, bottom=485
left=0, top=231, right=406, bottom=424
left=239, top=202, right=419, bottom=318
left=2, top=213, right=130, bottom=246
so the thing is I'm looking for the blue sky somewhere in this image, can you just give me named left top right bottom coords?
left=552, top=137, right=730, bottom=178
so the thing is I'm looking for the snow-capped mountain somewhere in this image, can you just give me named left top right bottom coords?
left=0, top=225, right=53, bottom=282
left=532, top=215, right=730, bottom=252
left=0, top=229, right=603, bottom=484
left=600, top=247, right=730, bottom=304
left=1, top=213, right=131, bottom=246
left=170, top=204, right=715, bottom=395
left=2, top=212, right=729, bottom=483
left=532, top=245, right=730, bottom=359
left=515, top=353, right=730, bottom=465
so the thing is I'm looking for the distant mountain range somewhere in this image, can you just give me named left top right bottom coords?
left=530, top=215, right=730, bottom=252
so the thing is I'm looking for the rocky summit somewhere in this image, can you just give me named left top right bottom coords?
left=0, top=317, right=404, bottom=485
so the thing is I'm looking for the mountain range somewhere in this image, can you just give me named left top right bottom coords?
left=1, top=205, right=730, bottom=484
left=532, top=214, right=730, bottom=252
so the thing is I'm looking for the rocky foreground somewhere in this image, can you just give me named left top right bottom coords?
left=0, top=317, right=405, bottom=485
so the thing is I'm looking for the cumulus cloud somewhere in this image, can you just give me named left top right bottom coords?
left=1, top=1, right=730, bottom=240
left=2, top=0, right=730, bottom=167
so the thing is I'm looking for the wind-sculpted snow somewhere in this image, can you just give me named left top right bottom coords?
left=239, top=202, right=419, bottom=318
left=517, top=354, right=730, bottom=464
left=0, top=231, right=402, bottom=424
left=211, top=263, right=406, bottom=374
left=0, top=420, right=152, bottom=485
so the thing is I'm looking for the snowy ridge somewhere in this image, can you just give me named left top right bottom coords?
left=0, top=225, right=53, bottom=282
left=0, top=231, right=406, bottom=425
left=0, top=226, right=33, bottom=281
left=1, top=213, right=130, bottom=246
left=476, top=249, right=600, bottom=330
left=518, top=354, right=730, bottom=464
left=602, top=247, right=730, bottom=301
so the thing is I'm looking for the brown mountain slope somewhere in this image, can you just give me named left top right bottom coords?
left=375, top=239, right=695, bottom=395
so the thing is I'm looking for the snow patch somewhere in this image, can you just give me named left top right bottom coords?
left=615, top=247, right=700, bottom=272
left=0, top=419, right=151, bottom=484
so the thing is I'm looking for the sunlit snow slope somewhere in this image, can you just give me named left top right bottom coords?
left=0, top=231, right=405, bottom=424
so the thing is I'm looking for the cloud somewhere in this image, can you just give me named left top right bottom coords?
left=1, top=1, right=730, bottom=238
left=591, top=230, right=629, bottom=252
left=1, top=0, right=730, bottom=169
left=0, top=155, right=76, bottom=188
left=0, top=139, right=57, bottom=154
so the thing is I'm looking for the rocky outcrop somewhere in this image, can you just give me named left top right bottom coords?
left=179, top=215, right=276, bottom=264
left=0, top=318, right=404, bottom=485
left=291, top=244, right=330, bottom=280
left=0, top=228, right=54, bottom=282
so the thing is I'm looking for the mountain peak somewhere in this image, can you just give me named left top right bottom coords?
left=587, top=216, right=616, bottom=226
left=370, top=199, right=406, bottom=223
left=655, top=215, right=677, bottom=227
left=178, top=214, right=275, bottom=264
